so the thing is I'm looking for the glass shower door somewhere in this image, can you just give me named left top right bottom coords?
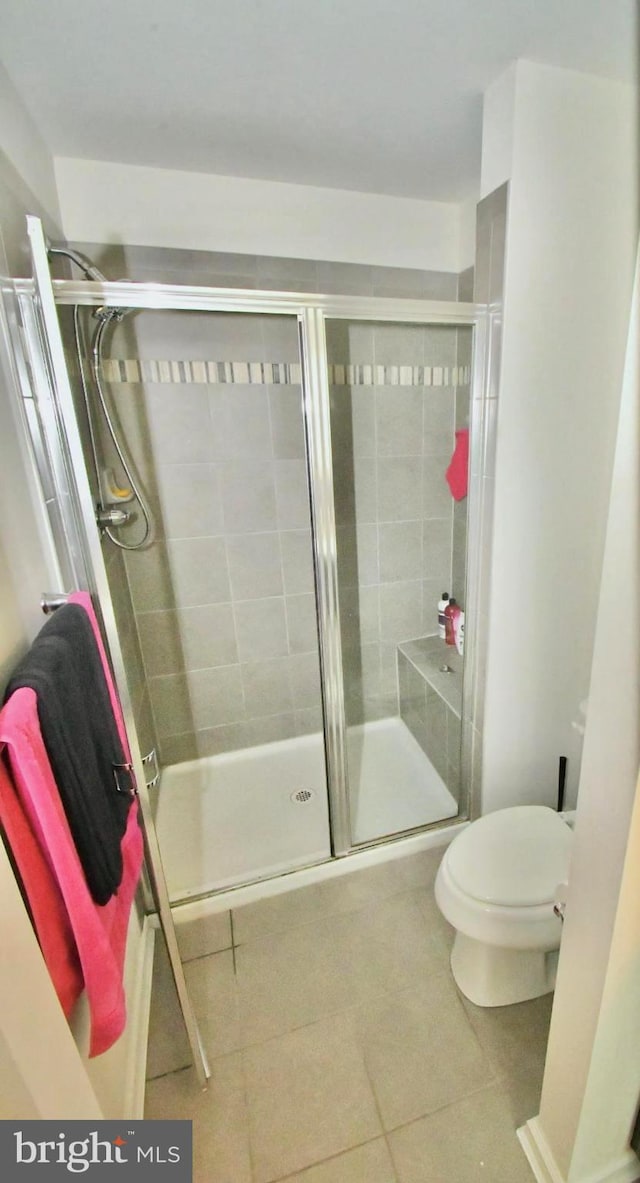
left=94, top=308, right=334, bottom=897
left=324, top=318, right=471, bottom=845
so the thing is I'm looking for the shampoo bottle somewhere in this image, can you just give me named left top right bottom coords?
left=437, top=592, right=449, bottom=640
left=444, top=598, right=458, bottom=646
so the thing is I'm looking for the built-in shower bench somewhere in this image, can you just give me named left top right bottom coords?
left=397, top=637, right=463, bottom=719
left=397, top=636, right=463, bottom=792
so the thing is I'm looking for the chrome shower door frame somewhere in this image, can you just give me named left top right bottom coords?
left=35, top=254, right=489, bottom=856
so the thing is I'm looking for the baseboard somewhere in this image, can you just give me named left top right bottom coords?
left=123, top=916, right=156, bottom=1119
left=518, top=1118, right=640, bottom=1183
left=518, top=1119, right=565, bottom=1183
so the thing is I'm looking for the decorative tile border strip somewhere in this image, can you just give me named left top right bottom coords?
left=100, top=358, right=302, bottom=385
left=101, top=359, right=471, bottom=388
left=329, top=363, right=471, bottom=387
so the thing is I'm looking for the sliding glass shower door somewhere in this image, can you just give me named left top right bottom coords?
left=36, top=241, right=481, bottom=887
left=63, top=304, right=334, bottom=897
left=324, top=319, right=472, bottom=845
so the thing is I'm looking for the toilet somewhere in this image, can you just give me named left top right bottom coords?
left=435, top=805, right=573, bottom=1007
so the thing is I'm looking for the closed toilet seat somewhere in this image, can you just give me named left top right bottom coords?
left=436, top=806, right=573, bottom=951
left=448, top=805, right=572, bottom=906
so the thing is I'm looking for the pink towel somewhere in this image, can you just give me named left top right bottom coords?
left=0, top=755, right=83, bottom=1015
left=0, top=594, right=143, bottom=1056
left=445, top=428, right=470, bottom=500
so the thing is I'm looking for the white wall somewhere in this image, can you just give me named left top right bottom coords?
left=480, top=64, right=517, bottom=199
left=0, top=533, right=27, bottom=688
left=0, top=839, right=102, bottom=1118
left=0, top=57, right=62, bottom=641
left=0, top=65, right=60, bottom=230
left=54, top=156, right=465, bottom=271
left=457, top=194, right=478, bottom=271
left=481, top=61, right=638, bottom=813
left=522, top=248, right=640, bottom=1183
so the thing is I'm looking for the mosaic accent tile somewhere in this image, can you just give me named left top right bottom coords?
left=101, top=358, right=304, bottom=385
left=100, top=359, right=471, bottom=388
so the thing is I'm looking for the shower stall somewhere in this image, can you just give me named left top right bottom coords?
left=7, top=218, right=488, bottom=911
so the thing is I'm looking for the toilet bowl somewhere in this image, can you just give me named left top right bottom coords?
left=435, top=805, right=573, bottom=1007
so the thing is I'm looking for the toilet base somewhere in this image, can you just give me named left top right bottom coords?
left=450, top=933, right=559, bottom=1007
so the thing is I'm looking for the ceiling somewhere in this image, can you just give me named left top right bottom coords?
left=0, top=0, right=637, bottom=203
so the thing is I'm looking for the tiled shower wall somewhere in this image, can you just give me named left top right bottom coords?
left=327, top=321, right=472, bottom=726
left=108, top=311, right=321, bottom=766
left=64, top=244, right=472, bottom=765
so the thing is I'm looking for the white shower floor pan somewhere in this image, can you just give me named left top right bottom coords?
left=155, top=716, right=458, bottom=901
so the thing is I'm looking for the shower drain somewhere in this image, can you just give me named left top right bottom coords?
left=290, top=789, right=314, bottom=804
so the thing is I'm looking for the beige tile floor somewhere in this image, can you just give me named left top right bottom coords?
left=145, top=849, right=545, bottom=1182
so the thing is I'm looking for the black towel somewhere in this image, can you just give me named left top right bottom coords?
left=4, top=603, right=133, bottom=905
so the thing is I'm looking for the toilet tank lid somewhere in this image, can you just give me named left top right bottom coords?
left=447, top=806, right=573, bottom=907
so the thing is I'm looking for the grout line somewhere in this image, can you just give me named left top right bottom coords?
left=146, top=1062, right=192, bottom=1083
left=357, top=1022, right=388, bottom=1151
left=230, top=909, right=238, bottom=974
left=384, top=1129, right=403, bottom=1183
left=382, top=1075, right=509, bottom=1140
left=267, top=1134, right=395, bottom=1182
left=194, top=954, right=453, bottom=1065
left=180, top=943, right=234, bottom=965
